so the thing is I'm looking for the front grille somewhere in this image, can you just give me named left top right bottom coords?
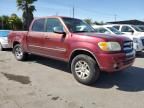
left=123, top=41, right=134, bottom=58
left=123, top=41, right=133, bottom=52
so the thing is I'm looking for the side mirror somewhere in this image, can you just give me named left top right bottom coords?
left=53, top=26, right=65, bottom=34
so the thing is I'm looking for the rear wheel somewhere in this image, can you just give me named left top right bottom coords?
left=13, top=44, right=28, bottom=61
left=71, top=54, right=100, bottom=85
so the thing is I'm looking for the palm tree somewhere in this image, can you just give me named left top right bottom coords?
left=16, top=0, right=37, bottom=30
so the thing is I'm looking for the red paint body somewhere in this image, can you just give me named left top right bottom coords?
left=8, top=16, right=135, bottom=72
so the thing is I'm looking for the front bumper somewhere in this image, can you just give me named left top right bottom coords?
left=96, top=51, right=135, bottom=72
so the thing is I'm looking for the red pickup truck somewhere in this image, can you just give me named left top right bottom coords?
left=8, top=16, right=135, bottom=85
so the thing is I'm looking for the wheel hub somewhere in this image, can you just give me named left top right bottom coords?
left=75, top=60, right=90, bottom=79
left=15, top=47, right=23, bottom=58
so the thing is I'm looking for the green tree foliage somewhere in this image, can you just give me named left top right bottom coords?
left=0, top=16, right=10, bottom=29
left=93, top=21, right=101, bottom=25
left=0, top=14, right=22, bottom=30
left=16, top=0, right=37, bottom=30
left=8, top=14, right=23, bottom=30
left=84, top=18, right=105, bottom=25
left=84, top=19, right=93, bottom=24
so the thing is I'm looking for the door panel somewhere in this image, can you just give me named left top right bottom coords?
left=44, top=32, right=68, bottom=60
left=43, top=18, right=68, bottom=60
left=27, top=18, right=46, bottom=54
left=27, top=32, right=45, bottom=54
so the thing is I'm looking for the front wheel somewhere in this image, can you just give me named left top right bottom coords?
left=71, top=54, right=100, bottom=85
left=13, top=44, right=28, bottom=61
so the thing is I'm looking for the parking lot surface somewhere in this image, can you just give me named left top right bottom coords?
left=0, top=51, right=144, bottom=108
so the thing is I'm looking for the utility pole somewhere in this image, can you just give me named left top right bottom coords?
left=72, top=0, right=75, bottom=18
left=72, top=6, right=75, bottom=18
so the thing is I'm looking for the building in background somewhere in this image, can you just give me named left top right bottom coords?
left=107, top=20, right=144, bottom=25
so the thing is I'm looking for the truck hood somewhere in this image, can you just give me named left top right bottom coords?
left=74, top=32, right=131, bottom=42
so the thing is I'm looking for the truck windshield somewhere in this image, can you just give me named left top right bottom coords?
left=62, top=18, right=95, bottom=33
left=107, top=27, right=124, bottom=35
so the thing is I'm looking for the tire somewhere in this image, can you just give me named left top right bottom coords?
left=71, top=54, right=100, bottom=85
left=0, top=43, right=3, bottom=51
left=13, top=44, right=28, bottom=61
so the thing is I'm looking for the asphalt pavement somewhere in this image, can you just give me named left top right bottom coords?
left=0, top=51, right=144, bottom=108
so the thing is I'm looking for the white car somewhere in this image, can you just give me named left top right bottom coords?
left=108, top=24, right=144, bottom=35
left=92, top=25, right=124, bottom=35
left=0, top=30, right=11, bottom=51
left=92, top=25, right=144, bottom=52
left=105, top=24, right=144, bottom=52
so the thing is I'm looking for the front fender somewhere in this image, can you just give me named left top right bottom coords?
left=68, top=41, right=100, bottom=63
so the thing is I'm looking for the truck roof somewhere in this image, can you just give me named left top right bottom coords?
left=33, top=16, right=78, bottom=20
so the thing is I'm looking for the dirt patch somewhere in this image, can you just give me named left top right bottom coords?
left=47, top=94, right=52, bottom=97
left=51, top=96, right=60, bottom=101
left=2, top=72, right=31, bottom=84
left=0, top=58, right=11, bottom=63
left=0, top=60, right=6, bottom=62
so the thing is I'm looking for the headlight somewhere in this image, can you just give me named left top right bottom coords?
left=98, top=42, right=121, bottom=51
left=133, top=38, right=138, bottom=43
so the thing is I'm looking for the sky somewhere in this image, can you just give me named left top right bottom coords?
left=0, top=0, right=144, bottom=22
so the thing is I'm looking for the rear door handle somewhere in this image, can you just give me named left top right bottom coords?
left=45, top=36, right=50, bottom=39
